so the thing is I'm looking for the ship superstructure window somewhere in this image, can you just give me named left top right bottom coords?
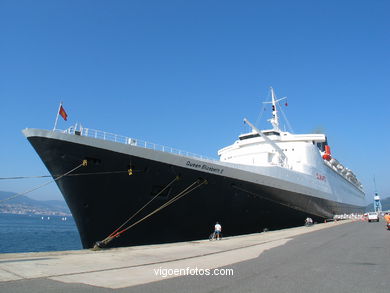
left=316, top=142, right=326, bottom=152
left=239, top=131, right=280, bottom=140
left=263, top=131, right=280, bottom=136
left=239, top=134, right=260, bottom=140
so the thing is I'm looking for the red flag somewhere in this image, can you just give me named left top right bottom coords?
left=59, top=105, right=68, bottom=121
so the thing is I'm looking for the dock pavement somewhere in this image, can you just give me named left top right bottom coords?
left=1, top=219, right=389, bottom=292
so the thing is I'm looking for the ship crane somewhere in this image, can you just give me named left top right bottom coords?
left=243, top=118, right=288, bottom=168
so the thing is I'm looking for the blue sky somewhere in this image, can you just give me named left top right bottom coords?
left=0, top=0, right=389, bottom=205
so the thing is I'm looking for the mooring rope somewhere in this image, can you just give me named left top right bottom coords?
left=0, top=170, right=137, bottom=180
left=0, top=175, right=52, bottom=180
left=114, top=179, right=207, bottom=236
left=106, top=176, right=180, bottom=240
left=94, top=178, right=207, bottom=249
left=0, top=161, right=87, bottom=204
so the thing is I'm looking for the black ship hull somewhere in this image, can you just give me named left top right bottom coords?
left=25, top=131, right=364, bottom=249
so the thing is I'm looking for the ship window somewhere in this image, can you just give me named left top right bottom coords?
left=316, top=142, right=325, bottom=152
left=239, top=133, right=260, bottom=140
left=84, top=157, right=101, bottom=165
left=239, top=131, right=280, bottom=140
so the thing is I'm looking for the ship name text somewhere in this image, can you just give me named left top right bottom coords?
left=316, top=172, right=327, bottom=182
left=186, top=161, right=224, bottom=174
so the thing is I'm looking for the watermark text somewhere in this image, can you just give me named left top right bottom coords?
left=153, top=267, right=234, bottom=278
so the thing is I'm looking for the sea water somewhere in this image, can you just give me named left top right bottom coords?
left=0, top=214, right=82, bottom=253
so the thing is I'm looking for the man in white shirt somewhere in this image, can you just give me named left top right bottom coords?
left=214, top=222, right=222, bottom=240
left=305, top=217, right=313, bottom=226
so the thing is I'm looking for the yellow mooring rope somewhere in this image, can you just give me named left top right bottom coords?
left=93, top=178, right=207, bottom=250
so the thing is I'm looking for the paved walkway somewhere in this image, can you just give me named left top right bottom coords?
left=0, top=221, right=346, bottom=289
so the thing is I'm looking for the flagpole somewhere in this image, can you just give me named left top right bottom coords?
left=53, top=102, right=62, bottom=130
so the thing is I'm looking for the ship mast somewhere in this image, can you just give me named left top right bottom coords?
left=265, top=87, right=286, bottom=131
left=270, top=87, right=279, bottom=131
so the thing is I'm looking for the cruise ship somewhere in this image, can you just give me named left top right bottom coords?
left=23, top=88, right=366, bottom=249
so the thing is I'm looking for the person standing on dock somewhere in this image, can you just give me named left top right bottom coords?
left=305, top=217, right=313, bottom=226
left=214, top=222, right=222, bottom=240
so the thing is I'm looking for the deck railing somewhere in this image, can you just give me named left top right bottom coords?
left=57, top=125, right=216, bottom=161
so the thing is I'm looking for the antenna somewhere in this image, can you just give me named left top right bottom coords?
left=263, top=87, right=287, bottom=131
left=270, top=87, right=279, bottom=130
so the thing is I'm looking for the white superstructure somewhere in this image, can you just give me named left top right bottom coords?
left=218, top=87, right=363, bottom=193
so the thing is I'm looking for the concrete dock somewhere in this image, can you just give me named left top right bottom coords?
left=1, top=220, right=389, bottom=292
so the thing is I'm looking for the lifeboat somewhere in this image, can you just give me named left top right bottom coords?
left=322, top=145, right=331, bottom=161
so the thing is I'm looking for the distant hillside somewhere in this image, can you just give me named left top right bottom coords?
left=380, top=197, right=390, bottom=211
left=0, top=191, right=71, bottom=216
left=366, top=196, right=390, bottom=212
